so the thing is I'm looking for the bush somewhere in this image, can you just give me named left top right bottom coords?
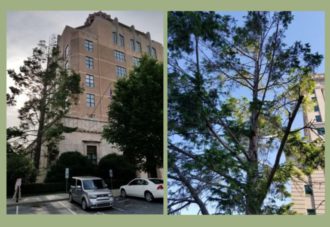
left=45, top=151, right=96, bottom=183
left=21, top=183, right=66, bottom=196
left=98, top=154, right=136, bottom=189
left=7, top=153, right=36, bottom=197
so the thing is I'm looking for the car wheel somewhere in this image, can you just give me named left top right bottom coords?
left=145, top=191, right=154, bottom=202
left=69, top=193, right=73, bottom=203
left=81, top=199, right=88, bottom=210
left=121, top=189, right=127, bottom=198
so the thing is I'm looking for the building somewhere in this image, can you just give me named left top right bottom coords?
left=291, top=74, right=325, bottom=215
left=38, top=11, right=163, bottom=179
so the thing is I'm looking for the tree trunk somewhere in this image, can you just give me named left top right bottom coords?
left=34, top=85, right=48, bottom=170
left=245, top=58, right=261, bottom=214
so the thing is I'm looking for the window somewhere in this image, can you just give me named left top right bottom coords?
left=132, top=57, right=140, bottom=67
left=136, top=41, right=142, bottom=52
left=315, top=115, right=322, bottom=122
left=85, top=74, right=95, bottom=87
left=85, top=56, right=94, bottom=69
left=112, top=32, right=117, bottom=44
left=316, top=127, right=325, bottom=135
left=114, top=50, right=125, bottom=62
left=116, top=66, right=127, bottom=78
left=151, top=47, right=157, bottom=59
left=314, top=105, right=320, bottom=112
left=130, top=39, right=135, bottom=51
left=147, top=45, right=152, bottom=55
left=119, top=34, right=125, bottom=47
left=129, top=180, right=139, bottom=185
left=307, top=209, right=316, bottom=215
left=64, top=45, right=70, bottom=60
left=304, top=184, right=313, bottom=195
left=86, top=145, right=97, bottom=165
left=84, top=39, right=93, bottom=52
left=86, top=93, right=95, bottom=107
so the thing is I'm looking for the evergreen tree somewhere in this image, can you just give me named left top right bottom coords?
left=168, top=11, right=324, bottom=215
left=7, top=41, right=82, bottom=171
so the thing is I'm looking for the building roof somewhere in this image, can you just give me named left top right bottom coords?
left=75, top=11, right=157, bottom=43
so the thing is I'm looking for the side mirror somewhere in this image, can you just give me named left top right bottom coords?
left=77, top=185, right=82, bottom=190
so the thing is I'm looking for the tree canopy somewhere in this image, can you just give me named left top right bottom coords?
left=103, top=55, right=163, bottom=177
left=168, top=11, right=324, bottom=215
left=7, top=41, right=82, bottom=171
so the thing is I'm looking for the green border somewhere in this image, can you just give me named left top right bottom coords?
left=163, top=11, right=168, bottom=215
left=1, top=0, right=329, bottom=226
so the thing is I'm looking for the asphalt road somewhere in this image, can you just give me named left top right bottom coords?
left=7, top=197, right=163, bottom=215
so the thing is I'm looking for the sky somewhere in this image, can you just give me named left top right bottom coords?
left=6, top=11, right=164, bottom=127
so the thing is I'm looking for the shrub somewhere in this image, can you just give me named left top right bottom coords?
left=45, top=151, right=96, bottom=183
left=7, top=153, right=36, bottom=197
left=21, top=183, right=66, bottom=196
left=98, top=154, right=136, bottom=189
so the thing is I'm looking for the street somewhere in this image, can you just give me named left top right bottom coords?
left=7, top=197, right=163, bottom=215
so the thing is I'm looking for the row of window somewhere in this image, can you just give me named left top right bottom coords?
left=84, top=37, right=157, bottom=58
left=85, top=54, right=140, bottom=70
left=85, top=69, right=126, bottom=88
left=86, top=91, right=112, bottom=108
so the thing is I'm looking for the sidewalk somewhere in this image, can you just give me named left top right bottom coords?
left=7, top=193, right=68, bottom=207
left=7, top=189, right=120, bottom=207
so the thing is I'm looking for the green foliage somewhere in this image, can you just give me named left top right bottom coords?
left=45, top=151, right=96, bottom=183
left=98, top=154, right=137, bottom=188
left=103, top=55, right=163, bottom=177
left=7, top=41, right=83, bottom=170
left=7, top=153, right=36, bottom=196
left=168, top=11, right=323, bottom=215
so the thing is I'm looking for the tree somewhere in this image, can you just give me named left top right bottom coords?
left=7, top=153, right=36, bottom=196
left=168, top=11, right=324, bottom=215
left=103, top=55, right=163, bottom=177
left=45, top=151, right=95, bottom=183
left=98, top=154, right=137, bottom=188
left=7, top=41, right=82, bottom=171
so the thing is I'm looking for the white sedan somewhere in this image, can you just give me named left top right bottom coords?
left=120, top=178, right=163, bottom=202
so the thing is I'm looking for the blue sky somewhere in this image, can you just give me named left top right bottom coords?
left=226, top=11, right=325, bottom=72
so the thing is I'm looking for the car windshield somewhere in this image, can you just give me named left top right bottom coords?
left=149, top=179, right=163, bottom=184
left=83, top=179, right=106, bottom=190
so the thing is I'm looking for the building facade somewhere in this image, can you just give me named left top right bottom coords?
left=39, top=12, right=163, bottom=179
left=291, top=74, right=325, bottom=214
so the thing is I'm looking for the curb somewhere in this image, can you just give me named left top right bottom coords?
left=7, top=197, right=69, bottom=207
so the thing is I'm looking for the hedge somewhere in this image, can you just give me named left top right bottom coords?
left=7, top=182, right=66, bottom=198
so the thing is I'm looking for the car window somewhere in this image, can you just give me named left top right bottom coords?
left=129, top=179, right=139, bottom=185
left=141, top=180, right=148, bottom=185
left=77, top=180, right=82, bottom=187
left=149, top=179, right=163, bottom=184
left=83, top=179, right=106, bottom=190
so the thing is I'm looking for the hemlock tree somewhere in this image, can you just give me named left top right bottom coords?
left=168, top=11, right=324, bottom=215
left=7, top=41, right=82, bottom=171
left=103, top=55, right=163, bottom=177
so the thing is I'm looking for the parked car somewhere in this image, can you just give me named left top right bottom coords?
left=69, top=176, right=114, bottom=210
left=120, top=178, right=163, bottom=202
